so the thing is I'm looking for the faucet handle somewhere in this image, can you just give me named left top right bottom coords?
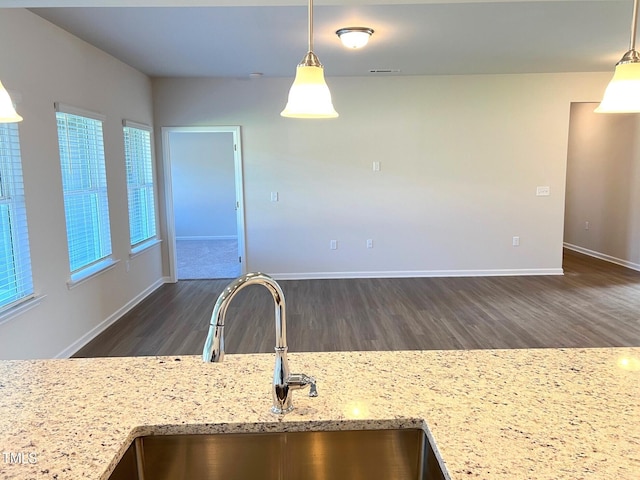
left=308, top=377, right=318, bottom=397
left=288, top=373, right=318, bottom=397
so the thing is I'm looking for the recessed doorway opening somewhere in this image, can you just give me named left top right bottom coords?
left=162, top=126, right=246, bottom=281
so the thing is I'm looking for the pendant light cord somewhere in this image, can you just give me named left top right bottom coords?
left=299, top=0, right=321, bottom=66
left=631, top=0, right=639, bottom=51
left=308, top=0, right=314, bottom=53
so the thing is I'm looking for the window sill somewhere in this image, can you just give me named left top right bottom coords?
left=130, top=238, right=162, bottom=259
left=67, top=258, right=119, bottom=290
left=0, top=294, right=46, bottom=327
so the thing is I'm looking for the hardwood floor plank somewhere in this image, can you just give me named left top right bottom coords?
left=73, top=249, right=640, bottom=357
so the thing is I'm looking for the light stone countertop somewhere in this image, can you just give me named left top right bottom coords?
left=0, top=348, right=639, bottom=479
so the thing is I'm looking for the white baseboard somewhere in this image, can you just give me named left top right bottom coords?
left=176, top=236, right=237, bottom=241
left=563, top=243, right=640, bottom=272
left=55, top=277, right=168, bottom=359
left=270, top=268, right=563, bottom=281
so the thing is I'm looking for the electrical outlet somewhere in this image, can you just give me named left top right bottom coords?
left=330, top=240, right=337, bottom=250
left=366, top=239, right=373, bottom=248
left=512, top=236, right=520, bottom=247
left=270, top=192, right=278, bottom=202
left=373, top=161, right=380, bottom=172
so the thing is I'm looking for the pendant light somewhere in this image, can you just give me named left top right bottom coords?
left=0, top=80, right=23, bottom=123
left=596, top=0, right=640, bottom=113
left=281, top=0, right=338, bottom=118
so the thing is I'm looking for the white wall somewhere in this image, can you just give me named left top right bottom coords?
left=153, top=72, right=612, bottom=278
left=564, top=102, right=640, bottom=268
left=169, top=132, right=237, bottom=239
left=0, top=9, right=164, bottom=360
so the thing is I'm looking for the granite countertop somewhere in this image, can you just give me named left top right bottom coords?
left=0, top=348, right=638, bottom=479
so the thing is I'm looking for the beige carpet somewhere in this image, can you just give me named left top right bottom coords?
left=176, top=239, right=240, bottom=279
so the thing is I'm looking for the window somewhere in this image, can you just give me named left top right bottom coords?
left=123, top=121, right=157, bottom=249
left=55, top=104, right=112, bottom=279
left=0, top=122, right=33, bottom=309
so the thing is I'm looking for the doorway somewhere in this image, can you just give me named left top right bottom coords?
left=162, top=126, right=246, bottom=282
left=564, top=102, right=640, bottom=270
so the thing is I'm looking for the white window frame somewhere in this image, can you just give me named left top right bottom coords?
left=122, top=120, right=159, bottom=256
left=54, top=103, right=116, bottom=287
left=0, top=122, right=34, bottom=316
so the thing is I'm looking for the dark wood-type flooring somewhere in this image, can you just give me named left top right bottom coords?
left=74, top=249, right=640, bottom=357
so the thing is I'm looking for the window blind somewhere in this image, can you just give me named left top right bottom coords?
left=123, top=122, right=157, bottom=247
left=55, top=109, right=112, bottom=274
left=0, top=122, right=33, bottom=309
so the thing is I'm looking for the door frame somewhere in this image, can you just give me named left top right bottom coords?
left=161, top=126, right=246, bottom=283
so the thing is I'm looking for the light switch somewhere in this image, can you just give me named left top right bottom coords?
left=536, top=186, right=550, bottom=196
left=270, top=192, right=278, bottom=202
left=373, top=161, right=380, bottom=172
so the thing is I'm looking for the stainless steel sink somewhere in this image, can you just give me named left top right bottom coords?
left=107, top=428, right=447, bottom=480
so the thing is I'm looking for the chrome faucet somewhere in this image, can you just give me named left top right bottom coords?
left=202, top=272, right=317, bottom=414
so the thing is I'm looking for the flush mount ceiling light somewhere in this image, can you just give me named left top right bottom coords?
left=336, top=27, right=374, bottom=49
left=596, top=0, right=640, bottom=113
left=281, top=0, right=338, bottom=118
left=0, top=80, right=23, bottom=123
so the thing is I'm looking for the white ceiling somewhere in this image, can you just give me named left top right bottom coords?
left=20, top=0, right=632, bottom=78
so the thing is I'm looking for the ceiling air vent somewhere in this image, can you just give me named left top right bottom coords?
left=369, top=69, right=401, bottom=74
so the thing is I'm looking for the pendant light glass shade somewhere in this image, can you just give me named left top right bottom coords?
left=596, top=0, right=640, bottom=113
left=0, top=81, right=23, bottom=123
left=595, top=62, right=640, bottom=113
left=280, top=0, right=338, bottom=118
left=281, top=64, right=338, bottom=118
